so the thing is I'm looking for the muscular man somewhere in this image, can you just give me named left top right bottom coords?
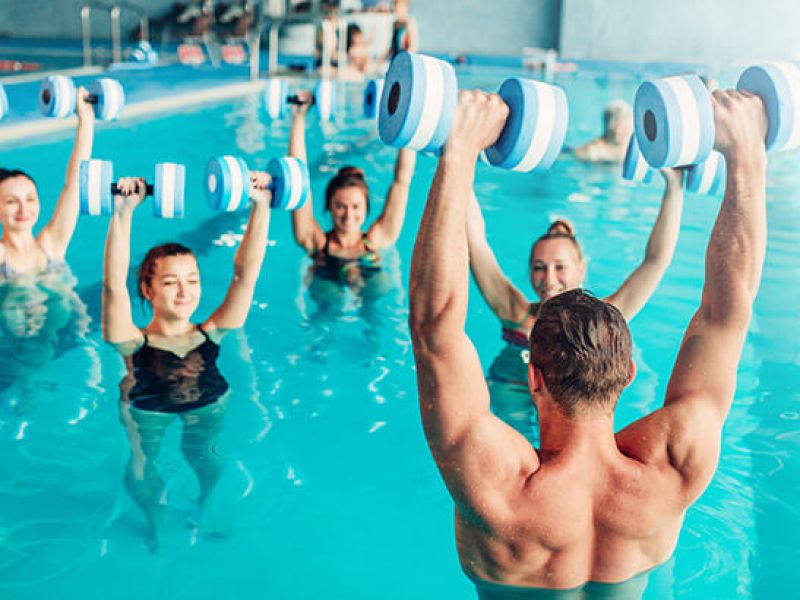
left=408, top=87, right=768, bottom=595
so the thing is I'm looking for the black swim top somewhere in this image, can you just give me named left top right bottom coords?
left=123, top=326, right=229, bottom=413
left=312, top=232, right=382, bottom=284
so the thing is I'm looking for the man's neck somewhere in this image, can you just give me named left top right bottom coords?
left=537, top=401, right=619, bottom=459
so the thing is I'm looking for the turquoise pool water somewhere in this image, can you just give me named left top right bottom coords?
left=0, top=65, right=799, bottom=598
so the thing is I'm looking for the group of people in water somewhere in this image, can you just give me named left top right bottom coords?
left=1, top=55, right=772, bottom=596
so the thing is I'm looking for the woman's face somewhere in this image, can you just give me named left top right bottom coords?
left=529, top=238, right=585, bottom=301
left=142, top=254, right=201, bottom=321
left=0, top=176, right=40, bottom=234
left=330, top=186, right=368, bottom=235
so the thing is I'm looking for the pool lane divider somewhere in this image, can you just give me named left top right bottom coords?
left=0, top=78, right=265, bottom=145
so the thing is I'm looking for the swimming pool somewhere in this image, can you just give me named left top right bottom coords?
left=0, top=63, right=798, bottom=598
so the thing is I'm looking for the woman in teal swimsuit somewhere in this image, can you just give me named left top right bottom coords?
left=102, top=171, right=273, bottom=551
left=467, top=169, right=684, bottom=440
left=288, top=89, right=416, bottom=314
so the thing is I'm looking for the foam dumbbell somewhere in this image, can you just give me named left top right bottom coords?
left=40, top=76, right=125, bottom=120
left=685, top=151, right=725, bottom=195
left=263, top=79, right=337, bottom=121
left=0, top=84, right=8, bottom=121
left=378, top=52, right=568, bottom=172
left=634, top=62, right=800, bottom=168
left=78, top=159, right=185, bottom=217
left=363, top=79, right=384, bottom=120
left=204, top=155, right=310, bottom=212
left=622, top=134, right=655, bottom=184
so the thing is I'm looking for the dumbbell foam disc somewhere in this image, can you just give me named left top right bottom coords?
left=485, top=77, right=568, bottom=173
left=314, top=80, right=337, bottom=121
left=264, top=79, right=288, bottom=120
left=378, top=51, right=457, bottom=153
left=79, top=159, right=114, bottom=216
left=364, top=79, right=384, bottom=120
left=0, top=84, right=8, bottom=120
left=154, top=162, right=186, bottom=218
left=621, top=134, right=654, bottom=183
left=90, top=78, right=125, bottom=120
left=267, top=157, right=309, bottom=211
left=685, top=151, right=725, bottom=195
left=39, top=75, right=76, bottom=118
left=205, top=156, right=250, bottom=212
left=634, top=75, right=714, bottom=168
left=737, top=62, right=800, bottom=152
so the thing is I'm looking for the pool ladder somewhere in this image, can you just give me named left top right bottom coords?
left=81, top=1, right=150, bottom=67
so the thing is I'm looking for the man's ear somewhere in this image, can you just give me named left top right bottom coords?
left=528, top=361, right=544, bottom=394
left=625, top=360, right=637, bottom=387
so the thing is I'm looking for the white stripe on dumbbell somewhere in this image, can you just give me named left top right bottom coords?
left=633, top=152, right=649, bottom=181
left=161, top=164, right=176, bottom=218
left=268, top=83, right=282, bottom=118
left=407, top=55, right=444, bottom=151
left=513, top=81, right=556, bottom=173
left=773, top=61, right=800, bottom=151
left=667, top=76, right=702, bottom=167
left=697, top=152, right=719, bottom=194
left=88, top=160, right=103, bottom=216
left=223, top=156, right=245, bottom=212
left=55, top=77, right=72, bottom=117
left=285, top=158, right=303, bottom=209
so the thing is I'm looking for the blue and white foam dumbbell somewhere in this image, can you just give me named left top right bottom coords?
left=634, top=62, right=800, bottom=169
left=263, top=78, right=337, bottom=122
left=621, top=134, right=655, bottom=184
left=40, top=76, right=125, bottom=120
left=131, top=41, right=158, bottom=64
left=363, top=78, right=384, bottom=120
left=0, top=84, right=8, bottom=120
left=378, top=52, right=568, bottom=172
left=78, top=159, right=185, bottom=217
left=685, top=151, right=726, bottom=195
left=204, top=155, right=310, bottom=212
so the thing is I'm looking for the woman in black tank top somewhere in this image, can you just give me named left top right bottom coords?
left=102, top=173, right=273, bottom=551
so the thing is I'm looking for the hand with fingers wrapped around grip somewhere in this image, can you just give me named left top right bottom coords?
left=444, top=90, right=510, bottom=158
left=75, top=87, right=95, bottom=124
left=712, top=89, right=769, bottom=162
left=113, top=177, right=147, bottom=212
left=291, top=90, right=314, bottom=117
left=249, top=171, right=273, bottom=205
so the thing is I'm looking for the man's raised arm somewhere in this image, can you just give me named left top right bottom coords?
left=653, top=90, right=769, bottom=499
left=408, top=91, right=537, bottom=512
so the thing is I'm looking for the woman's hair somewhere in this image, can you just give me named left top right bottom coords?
left=0, top=168, right=36, bottom=187
left=137, top=243, right=195, bottom=301
left=529, top=219, right=584, bottom=266
left=346, top=23, right=363, bottom=52
left=324, top=166, right=370, bottom=213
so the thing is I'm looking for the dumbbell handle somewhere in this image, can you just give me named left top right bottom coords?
left=287, top=94, right=315, bottom=107
left=110, top=182, right=154, bottom=197
left=40, top=89, right=100, bottom=106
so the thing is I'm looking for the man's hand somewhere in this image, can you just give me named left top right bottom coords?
left=443, top=90, right=509, bottom=160
left=712, top=90, right=769, bottom=163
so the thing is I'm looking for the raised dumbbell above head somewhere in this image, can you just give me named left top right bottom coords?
left=79, top=159, right=185, bottom=217
left=263, top=79, right=337, bottom=122
left=40, top=76, right=125, bottom=120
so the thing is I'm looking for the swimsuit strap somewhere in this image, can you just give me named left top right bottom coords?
left=501, top=302, right=539, bottom=331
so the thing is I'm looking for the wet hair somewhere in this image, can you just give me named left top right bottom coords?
left=346, top=23, right=363, bottom=52
left=324, top=166, right=370, bottom=213
left=137, top=242, right=196, bottom=301
left=0, top=168, right=36, bottom=187
left=530, top=289, right=632, bottom=416
left=529, top=219, right=583, bottom=267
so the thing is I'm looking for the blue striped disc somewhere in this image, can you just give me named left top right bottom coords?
left=314, top=80, right=337, bottom=121
left=79, top=159, right=114, bottom=216
left=264, top=79, right=288, bottom=120
left=39, top=75, right=76, bottom=118
left=90, top=78, right=125, bottom=121
left=737, top=62, right=800, bottom=152
left=0, top=84, right=8, bottom=120
left=621, top=134, right=654, bottom=183
left=378, top=51, right=457, bottom=153
left=685, top=151, right=725, bottom=195
left=268, top=157, right=310, bottom=211
left=634, top=75, right=713, bottom=168
left=154, top=163, right=186, bottom=218
left=364, top=79, right=384, bottom=120
left=204, top=156, right=250, bottom=212
left=485, top=78, right=568, bottom=172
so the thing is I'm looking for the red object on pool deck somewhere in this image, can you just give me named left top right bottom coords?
left=0, top=59, right=41, bottom=72
left=222, top=43, right=246, bottom=65
left=178, top=43, right=205, bottom=65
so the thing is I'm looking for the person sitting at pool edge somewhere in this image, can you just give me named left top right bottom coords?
left=288, top=90, right=416, bottom=302
left=467, top=167, right=683, bottom=439
left=408, top=87, right=768, bottom=593
left=0, top=89, right=94, bottom=279
left=102, top=170, right=272, bottom=551
left=573, top=99, right=633, bottom=164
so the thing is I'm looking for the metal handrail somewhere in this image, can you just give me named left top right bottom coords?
left=110, top=2, right=150, bottom=63
left=80, top=1, right=113, bottom=67
left=251, top=13, right=334, bottom=81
